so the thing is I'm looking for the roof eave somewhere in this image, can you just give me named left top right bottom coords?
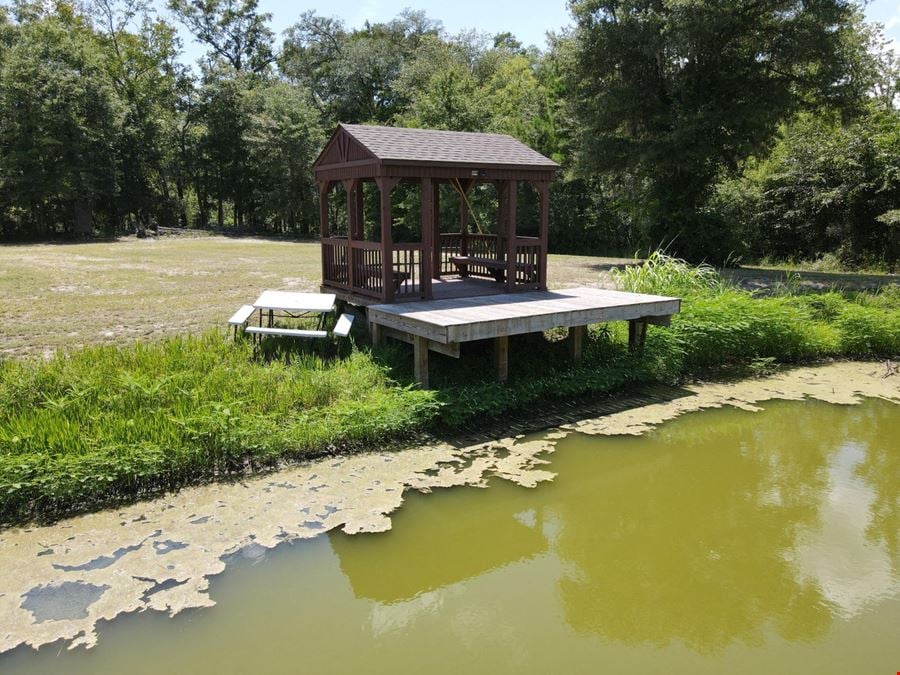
left=379, top=158, right=559, bottom=171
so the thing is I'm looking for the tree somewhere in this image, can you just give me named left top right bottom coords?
left=394, top=35, right=489, bottom=131
left=0, top=3, right=122, bottom=237
left=167, top=0, right=273, bottom=72
left=92, top=0, right=185, bottom=234
left=243, top=82, right=324, bottom=235
left=710, top=107, right=900, bottom=268
left=281, top=9, right=441, bottom=123
left=568, top=0, right=863, bottom=260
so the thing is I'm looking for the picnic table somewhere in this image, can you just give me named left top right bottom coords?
left=230, top=290, right=338, bottom=339
left=253, top=290, right=336, bottom=327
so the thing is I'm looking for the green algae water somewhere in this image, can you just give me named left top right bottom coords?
left=2, top=397, right=898, bottom=674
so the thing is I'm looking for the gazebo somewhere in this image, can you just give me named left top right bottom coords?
left=312, top=124, right=558, bottom=305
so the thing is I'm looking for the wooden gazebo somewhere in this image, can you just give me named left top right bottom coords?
left=312, top=124, right=558, bottom=305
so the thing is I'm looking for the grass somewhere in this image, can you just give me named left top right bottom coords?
left=0, top=335, right=437, bottom=521
left=0, top=245, right=898, bottom=525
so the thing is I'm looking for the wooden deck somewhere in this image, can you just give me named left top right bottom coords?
left=325, top=276, right=508, bottom=305
left=367, top=286, right=681, bottom=387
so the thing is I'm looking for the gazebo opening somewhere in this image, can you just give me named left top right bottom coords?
left=312, top=124, right=558, bottom=305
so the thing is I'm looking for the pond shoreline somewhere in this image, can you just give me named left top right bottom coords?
left=0, top=360, right=897, bottom=655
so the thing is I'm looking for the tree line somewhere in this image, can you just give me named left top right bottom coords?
left=0, top=0, right=897, bottom=266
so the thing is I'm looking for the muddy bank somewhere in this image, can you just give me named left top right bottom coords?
left=0, top=361, right=896, bottom=654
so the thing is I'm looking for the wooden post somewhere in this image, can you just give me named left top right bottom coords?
left=319, top=181, right=331, bottom=288
left=494, top=335, right=509, bottom=383
left=370, top=321, right=383, bottom=347
left=343, top=178, right=359, bottom=292
left=432, top=182, right=441, bottom=279
left=568, top=325, right=585, bottom=361
left=420, top=177, right=434, bottom=300
left=376, top=177, right=399, bottom=303
left=496, top=180, right=506, bottom=266
left=537, top=181, right=549, bottom=291
left=458, top=179, right=472, bottom=271
left=414, top=335, right=429, bottom=388
left=506, top=180, right=517, bottom=291
left=628, top=319, right=648, bottom=351
left=354, top=180, right=365, bottom=240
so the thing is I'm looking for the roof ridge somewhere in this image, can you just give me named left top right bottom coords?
left=340, top=122, right=515, bottom=139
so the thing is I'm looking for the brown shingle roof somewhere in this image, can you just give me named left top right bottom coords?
left=339, top=124, right=558, bottom=169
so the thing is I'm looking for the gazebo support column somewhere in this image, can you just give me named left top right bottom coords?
left=318, top=181, right=331, bottom=287
left=431, top=183, right=441, bottom=280
left=537, top=181, right=550, bottom=291
left=458, top=179, right=472, bottom=275
left=376, top=177, right=399, bottom=303
left=420, top=177, right=435, bottom=300
left=505, top=180, right=518, bottom=292
left=343, top=178, right=360, bottom=291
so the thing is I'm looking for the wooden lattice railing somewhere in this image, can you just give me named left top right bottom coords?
left=322, top=237, right=426, bottom=301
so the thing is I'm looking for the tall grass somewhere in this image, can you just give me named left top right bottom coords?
left=612, top=251, right=726, bottom=296
left=615, top=251, right=899, bottom=371
left=0, top=334, right=437, bottom=523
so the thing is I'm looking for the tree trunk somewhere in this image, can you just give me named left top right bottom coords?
left=74, top=201, right=93, bottom=237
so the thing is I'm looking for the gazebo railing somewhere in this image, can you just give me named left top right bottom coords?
left=438, top=232, right=542, bottom=287
left=439, top=233, right=462, bottom=274
left=350, top=240, right=385, bottom=298
left=438, top=232, right=500, bottom=278
left=322, top=237, right=426, bottom=301
left=322, top=237, right=350, bottom=287
left=393, top=243, right=426, bottom=299
left=512, top=237, right=542, bottom=287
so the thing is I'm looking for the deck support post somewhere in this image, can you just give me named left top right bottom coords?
left=370, top=321, right=383, bottom=347
left=628, top=319, right=648, bottom=351
left=568, top=325, right=586, bottom=361
left=413, top=335, right=430, bottom=389
left=494, top=335, right=509, bottom=383
left=420, top=177, right=435, bottom=300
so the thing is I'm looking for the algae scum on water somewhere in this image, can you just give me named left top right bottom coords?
left=0, top=362, right=898, bottom=674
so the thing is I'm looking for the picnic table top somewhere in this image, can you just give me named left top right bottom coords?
left=253, top=290, right=336, bottom=313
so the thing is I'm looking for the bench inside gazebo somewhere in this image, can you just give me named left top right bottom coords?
left=312, top=124, right=557, bottom=305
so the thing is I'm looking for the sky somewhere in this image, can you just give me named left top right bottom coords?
left=169, top=0, right=900, bottom=66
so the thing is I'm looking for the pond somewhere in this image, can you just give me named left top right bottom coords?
left=2, top=394, right=897, bottom=674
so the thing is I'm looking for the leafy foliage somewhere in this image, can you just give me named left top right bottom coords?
left=567, top=0, right=875, bottom=261
left=0, top=0, right=896, bottom=266
left=710, top=107, right=900, bottom=268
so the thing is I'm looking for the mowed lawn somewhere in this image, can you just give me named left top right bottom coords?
left=0, top=236, right=622, bottom=357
